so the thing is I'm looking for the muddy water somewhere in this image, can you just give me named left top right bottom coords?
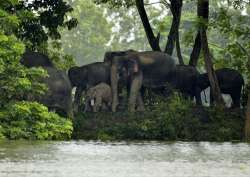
left=0, top=141, right=250, bottom=177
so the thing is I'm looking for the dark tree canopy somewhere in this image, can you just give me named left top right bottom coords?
left=2, top=0, right=78, bottom=50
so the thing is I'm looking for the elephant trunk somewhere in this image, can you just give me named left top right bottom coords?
left=111, top=64, right=119, bottom=112
left=128, top=71, right=143, bottom=112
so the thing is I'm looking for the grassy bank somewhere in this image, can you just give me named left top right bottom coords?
left=73, top=95, right=245, bottom=141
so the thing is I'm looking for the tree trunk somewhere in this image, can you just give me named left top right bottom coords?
left=135, top=0, right=161, bottom=51
left=165, top=0, right=184, bottom=65
left=189, top=33, right=201, bottom=66
left=200, top=28, right=223, bottom=104
left=245, top=92, right=250, bottom=141
left=175, top=21, right=184, bottom=65
left=199, top=0, right=223, bottom=104
left=165, top=20, right=176, bottom=55
left=189, top=0, right=206, bottom=66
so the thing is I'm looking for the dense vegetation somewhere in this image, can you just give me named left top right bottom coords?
left=0, top=0, right=249, bottom=140
left=0, top=0, right=73, bottom=140
left=73, top=94, right=244, bottom=141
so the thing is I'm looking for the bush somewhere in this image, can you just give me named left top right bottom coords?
left=0, top=7, right=73, bottom=140
left=73, top=93, right=244, bottom=141
left=0, top=101, right=73, bottom=140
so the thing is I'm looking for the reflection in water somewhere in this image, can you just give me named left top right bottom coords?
left=0, top=141, right=250, bottom=177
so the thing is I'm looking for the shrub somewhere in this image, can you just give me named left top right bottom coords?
left=0, top=6, right=73, bottom=140
left=0, top=101, right=73, bottom=140
left=73, top=93, right=244, bottom=141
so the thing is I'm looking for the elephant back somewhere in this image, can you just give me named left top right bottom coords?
left=20, top=51, right=54, bottom=68
left=104, top=49, right=136, bottom=64
left=136, top=51, right=176, bottom=87
left=40, top=67, right=72, bottom=111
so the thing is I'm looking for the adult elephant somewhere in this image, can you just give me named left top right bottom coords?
left=38, top=67, right=73, bottom=118
left=68, top=62, right=111, bottom=112
left=20, top=51, right=73, bottom=118
left=172, top=65, right=201, bottom=104
left=68, top=50, right=137, bottom=112
left=197, top=68, right=244, bottom=107
left=110, top=51, right=176, bottom=112
left=104, top=49, right=146, bottom=110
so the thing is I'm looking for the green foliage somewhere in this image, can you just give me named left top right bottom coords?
left=106, top=5, right=152, bottom=52
left=1, top=0, right=77, bottom=50
left=0, top=31, right=48, bottom=105
left=0, top=101, right=72, bottom=140
left=61, top=0, right=112, bottom=65
left=94, top=0, right=134, bottom=8
left=46, top=40, right=76, bottom=70
left=0, top=7, right=73, bottom=140
left=73, top=94, right=244, bottom=141
left=210, top=7, right=250, bottom=80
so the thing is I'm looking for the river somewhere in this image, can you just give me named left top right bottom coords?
left=0, top=141, right=250, bottom=177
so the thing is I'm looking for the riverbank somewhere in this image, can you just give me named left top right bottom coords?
left=73, top=99, right=245, bottom=141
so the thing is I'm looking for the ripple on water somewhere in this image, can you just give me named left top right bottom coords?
left=0, top=141, right=250, bottom=177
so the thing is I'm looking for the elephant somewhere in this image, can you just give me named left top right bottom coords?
left=38, top=67, right=73, bottom=118
left=104, top=49, right=136, bottom=64
left=20, top=51, right=73, bottom=118
left=110, top=51, right=176, bottom=112
left=20, top=50, right=54, bottom=67
left=68, top=62, right=111, bottom=112
left=84, top=83, right=112, bottom=112
left=104, top=50, right=146, bottom=111
left=171, top=65, right=201, bottom=104
left=197, top=68, right=244, bottom=107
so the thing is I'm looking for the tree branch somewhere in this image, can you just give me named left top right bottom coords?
left=135, top=0, right=161, bottom=51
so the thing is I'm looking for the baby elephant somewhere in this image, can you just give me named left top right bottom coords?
left=85, top=83, right=112, bottom=112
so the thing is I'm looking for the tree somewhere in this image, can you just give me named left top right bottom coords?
left=0, top=1, right=73, bottom=140
left=95, top=0, right=185, bottom=64
left=187, top=0, right=223, bottom=104
left=107, top=2, right=161, bottom=51
left=2, top=0, right=77, bottom=51
left=135, top=0, right=161, bottom=51
left=164, top=0, right=184, bottom=65
left=61, top=0, right=112, bottom=65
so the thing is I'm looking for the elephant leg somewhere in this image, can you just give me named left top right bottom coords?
left=195, top=88, right=202, bottom=105
left=84, top=99, right=91, bottom=112
left=101, top=102, right=108, bottom=112
left=74, top=87, right=83, bottom=113
left=231, top=91, right=241, bottom=108
left=136, top=92, right=145, bottom=111
left=128, top=72, right=143, bottom=112
left=94, top=97, right=102, bottom=112
left=111, top=65, right=119, bottom=112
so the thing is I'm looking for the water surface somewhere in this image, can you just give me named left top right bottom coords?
left=0, top=141, right=250, bottom=177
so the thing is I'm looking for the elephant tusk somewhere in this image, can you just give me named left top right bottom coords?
left=91, top=99, right=95, bottom=106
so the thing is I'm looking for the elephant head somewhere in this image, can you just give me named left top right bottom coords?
left=104, top=49, right=136, bottom=64
left=68, top=66, right=88, bottom=88
left=110, top=51, right=176, bottom=112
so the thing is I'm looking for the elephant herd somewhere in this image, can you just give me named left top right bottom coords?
left=20, top=50, right=245, bottom=118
